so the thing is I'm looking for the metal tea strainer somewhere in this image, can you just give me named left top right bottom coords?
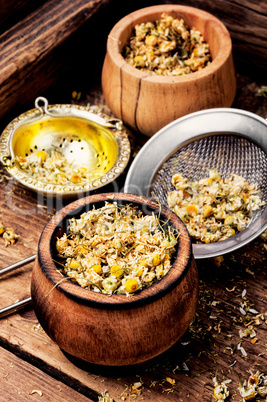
left=0, top=97, right=131, bottom=197
left=124, top=108, right=267, bottom=259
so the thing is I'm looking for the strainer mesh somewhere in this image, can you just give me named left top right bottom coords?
left=150, top=135, right=267, bottom=225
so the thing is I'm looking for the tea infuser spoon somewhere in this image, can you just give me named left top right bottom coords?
left=0, top=97, right=131, bottom=197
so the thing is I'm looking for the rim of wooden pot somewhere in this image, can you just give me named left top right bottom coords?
left=106, top=4, right=233, bottom=83
left=37, top=193, right=194, bottom=309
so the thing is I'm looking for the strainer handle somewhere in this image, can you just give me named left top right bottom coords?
left=34, top=96, right=124, bottom=131
left=35, top=97, right=51, bottom=116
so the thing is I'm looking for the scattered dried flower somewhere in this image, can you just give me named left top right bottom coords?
left=239, top=326, right=256, bottom=339
left=165, top=377, right=176, bottom=385
left=212, top=375, right=231, bottom=400
left=257, top=86, right=267, bottom=97
left=238, top=371, right=267, bottom=401
left=237, top=342, right=248, bottom=357
left=29, top=389, right=43, bottom=396
left=98, top=390, right=113, bottom=402
left=3, top=228, right=20, bottom=247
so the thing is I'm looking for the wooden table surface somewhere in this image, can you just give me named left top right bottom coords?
left=0, top=21, right=267, bottom=401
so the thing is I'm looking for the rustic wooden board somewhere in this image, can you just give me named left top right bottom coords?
left=0, top=346, right=94, bottom=401
left=0, top=0, right=47, bottom=34
left=0, top=0, right=266, bottom=133
left=0, top=0, right=111, bottom=123
left=0, top=73, right=266, bottom=401
left=160, top=0, right=267, bottom=77
left=0, top=227, right=266, bottom=401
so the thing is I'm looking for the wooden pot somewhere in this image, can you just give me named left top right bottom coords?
left=102, top=5, right=236, bottom=137
left=31, top=193, right=199, bottom=366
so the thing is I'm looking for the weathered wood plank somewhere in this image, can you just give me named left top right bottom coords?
left=0, top=346, right=94, bottom=401
left=0, top=0, right=266, bottom=129
left=0, top=70, right=266, bottom=401
left=0, top=0, right=47, bottom=34
left=0, top=235, right=266, bottom=401
left=0, top=0, right=111, bottom=122
left=161, top=0, right=267, bottom=76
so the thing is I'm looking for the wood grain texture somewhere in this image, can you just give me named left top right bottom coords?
left=158, top=0, right=267, bottom=77
left=0, top=0, right=47, bottom=34
left=0, top=71, right=266, bottom=400
left=0, top=346, right=93, bottom=401
left=102, top=5, right=236, bottom=136
left=0, top=0, right=111, bottom=122
left=0, top=0, right=265, bottom=129
left=1, top=225, right=266, bottom=401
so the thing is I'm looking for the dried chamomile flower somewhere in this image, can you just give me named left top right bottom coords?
left=247, top=371, right=261, bottom=388
left=238, top=371, right=267, bottom=401
left=16, top=148, right=102, bottom=186
left=257, top=373, right=267, bottom=397
left=0, top=222, right=4, bottom=235
left=213, top=255, right=224, bottom=267
left=213, top=376, right=231, bottom=400
left=257, top=86, right=267, bottom=98
left=247, top=371, right=267, bottom=398
left=239, top=326, right=256, bottom=339
left=3, top=228, right=20, bottom=247
left=98, top=390, right=113, bottom=402
left=238, top=384, right=257, bottom=401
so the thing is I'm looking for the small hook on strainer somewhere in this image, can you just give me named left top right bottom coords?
left=34, top=97, right=52, bottom=116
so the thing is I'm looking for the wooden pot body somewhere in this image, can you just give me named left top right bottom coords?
left=102, top=5, right=236, bottom=137
left=31, top=193, right=199, bottom=366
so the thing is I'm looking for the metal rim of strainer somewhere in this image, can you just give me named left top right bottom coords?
left=124, top=108, right=267, bottom=259
left=0, top=97, right=131, bottom=197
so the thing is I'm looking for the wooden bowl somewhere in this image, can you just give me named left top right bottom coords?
left=31, top=193, right=199, bottom=366
left=101, top=5, right=236, bottom=137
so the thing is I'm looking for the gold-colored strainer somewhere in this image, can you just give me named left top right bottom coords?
left=0, top=97, right=131, bottom=197
left=125, top=108, right=267, bottom=259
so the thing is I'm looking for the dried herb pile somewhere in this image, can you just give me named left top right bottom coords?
left=123, top=13, right=211, bottom=76
left=56, top=202, right=178, bottom=295
left=167, top=169, right=264, bottom=243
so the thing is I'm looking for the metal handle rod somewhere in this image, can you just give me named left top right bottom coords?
left=0, top=297, right=32, bottom=319
left=0, top=254, right=36, bottom=276
left=0, top=254, right=36, bottom=318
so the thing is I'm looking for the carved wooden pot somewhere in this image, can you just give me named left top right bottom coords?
left=102, top=4, right=236, bottom=137
left=31, top=193, right=199, bottom=366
